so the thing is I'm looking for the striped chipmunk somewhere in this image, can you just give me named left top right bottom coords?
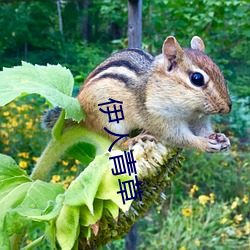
left=43, top=36, right=232, bottom=153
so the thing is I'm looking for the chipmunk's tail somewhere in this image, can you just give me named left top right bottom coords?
left=41, top=106, right=62, bottom=130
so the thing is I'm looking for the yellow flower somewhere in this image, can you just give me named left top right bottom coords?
left=243, top=195, right=248, bottom=204
left=221, top=162, right=228, bottom=167
left=194, top=238, right=201, bottom=247
left=220, top=217, right=228, bottom=224
left=11, top=119, right=18, bottom=127
left=234, top=214, right=243, bottom=224
left=32, top=157, right=39, bottom=162
left=75, top=159, right=81, bottom=165
left=236, top=229, right=243, bottom=237
left=62, top=160, right=69, bottom=166
left=198, top=195, right=210, bottom=206
left=51, top=175, right=61, bottom=183
left=19, top=161, right=28, bottom=169
left=3, top=111, right=9, bottom=116
left=179, top=247, right=186, bottom=250
left=182, top=207, right=192, bottom=217
left=4, top=147, right=10, bottom=152
left=235, top=157, right=242, bottom=163
left=26, top=121, right=33, bottom=129
left=3, top=138, right=9, bottom=145
left=231, top=198, right=240, bottom=209
left=18, top=152, right=30, bottom=159
left=209, top=193, right=215, bottom=204
left=221, top=232, right=227, bottom=238
left=0, top=130, right=8, bottom=138
left=189, top=184, right=199, bottom=197
left=9, top=102, right=16, bottom=108
left=244, top=221, right=250, bottom=234
left=232, top=150, right=237, bottom=156
left=17, top=105, right=31, bottom=112
left=66, top=176, right=75, bottom=182
left=70, top=165, right=77, bottom=172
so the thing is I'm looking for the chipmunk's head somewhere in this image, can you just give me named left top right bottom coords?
left=157, top=36, right=232, bottom=115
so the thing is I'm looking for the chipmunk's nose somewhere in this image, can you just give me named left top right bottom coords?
left=219, top=101, right=232, bottom=114
left=228, top=101, right=232, bottom=112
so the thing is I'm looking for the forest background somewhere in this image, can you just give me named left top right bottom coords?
left=0, top=0, right=249, bottom=249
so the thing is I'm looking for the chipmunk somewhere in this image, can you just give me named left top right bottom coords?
left=44, top=36, right=232, bottom=153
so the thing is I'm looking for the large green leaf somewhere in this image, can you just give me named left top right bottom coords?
left=103, top=200, right=119, bottom=219
left=66, top=142, right=96, bottom=165
left=79, top=199, right=103, bottom=227
left=96, top=165, right=133, bottom=213
left=56, top=205, right=80, bottom=250
left=64, top=152, right=133, bottom=215
left=63, top=154, right=110, bottom=213
left=0, top=154, right=30, bottom=181
left=20, top=181, right=64, bottom=213
left=0, top=154, right=65, bottom=248
left=0, top=176, right=31, bottom=201
left=0, top=62, right=84, bottom=121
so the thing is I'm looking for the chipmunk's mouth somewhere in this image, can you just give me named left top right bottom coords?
left=204, top=100, right=232, bottom=115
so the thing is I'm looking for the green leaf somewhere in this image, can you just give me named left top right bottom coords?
left=52, top=109, right=65, bottom=139
left=27, top=197, right=63, bottom=222
left=79, top=199, right=103, bottom=227
left=0, top=154, right=30, bottom=181
left=21, top=235, right=45, bottom=250
left=0, top=231, right=10, bottom=250
left=0, top=181, right=64, bottom=239
left=20, top=181, right=64, bottom=213
left=45, top=220, right=56, bottom=249
left=0, top=62, right=85, bottom=122
left=96, top=165, right=133, bottom=213
left=64, top=154, right=110, bottom=213
left=3, top=210, right=31, bottom=237
left=80, top=226, right=92, bottom=240
left=0, top=182, right=32, bottom=218
left=0, top=176, right=31, bottom=201
left=0, top=154, right=65, bottom=244
left=56, top=205, right=80, bottom=250
left=66, top=142, right=96, bottom=165
left=103, top=200, right=119, bottom=219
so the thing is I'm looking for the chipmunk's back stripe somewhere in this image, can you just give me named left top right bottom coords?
left=122, top=48, right=154, bottom=62
left=91, top=60, right=140, bottom=79
left=96, top=73, right=130, bottom=85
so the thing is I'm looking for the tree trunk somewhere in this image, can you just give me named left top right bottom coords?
left=128, top=0, right=142, bottom=48
left=125, top=223, right=137, bottom=250
left=82, top=0, right=90, bottom=41
left=126, top=2, right=142, bottom=246
left=56, top=0, right=63, bottom=36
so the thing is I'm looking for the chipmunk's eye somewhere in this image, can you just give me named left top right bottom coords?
left=190, top=72, right=204, bottom=87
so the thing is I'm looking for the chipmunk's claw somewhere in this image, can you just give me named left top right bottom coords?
left=207, top=133, right=230, bottom=152
left=128, top=134, right=156, bottom=150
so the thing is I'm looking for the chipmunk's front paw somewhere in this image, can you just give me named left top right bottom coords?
left=206, top=133, right=230, bottom=152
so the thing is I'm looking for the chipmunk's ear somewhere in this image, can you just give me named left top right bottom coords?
left=191, top=36, right=205, bottom=52
left=162, top=36, right=184, bottom=63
